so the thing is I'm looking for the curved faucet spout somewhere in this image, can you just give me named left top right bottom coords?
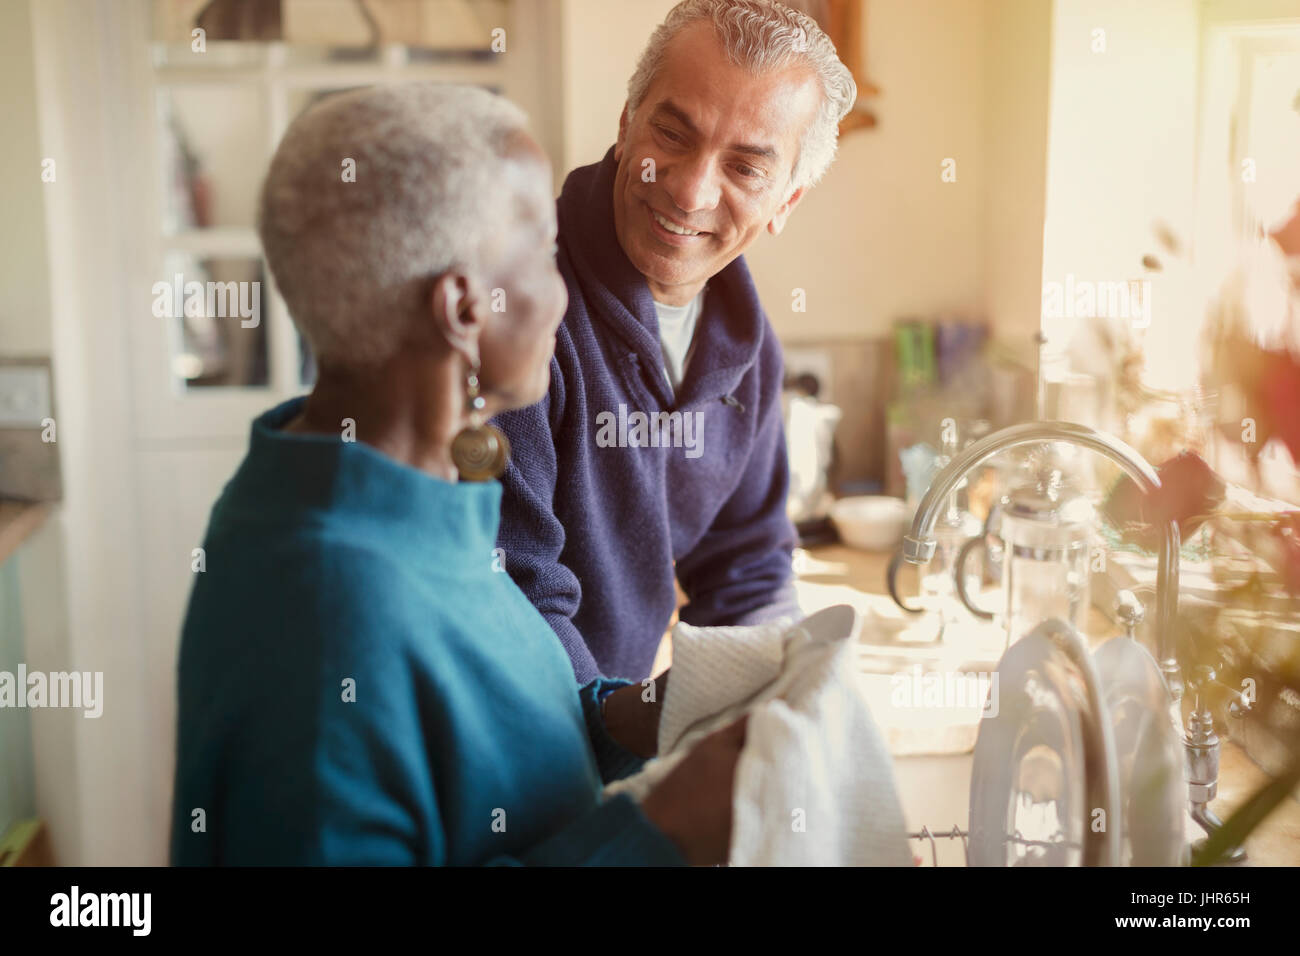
left=902, top=420, right=1182, bottom=700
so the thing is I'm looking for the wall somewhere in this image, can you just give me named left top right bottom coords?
left=557, top=0, right=677, bottom=174
left=983, top=0, right=1054, bottom=363
left=1039, top=0, right=1202, bottom=392
left=0, top=0, right=52, bottom=355
left=747, top=0, right=991, bottom=343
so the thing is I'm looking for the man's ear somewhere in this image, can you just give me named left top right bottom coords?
left=614, top=102, right=630, bottom=162
left=430, top=271, right=483, bottom=370
left=767, top=185, right=807, bottom=236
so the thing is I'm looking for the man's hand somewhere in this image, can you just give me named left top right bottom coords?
left=601, top=671, right=669, bottom=758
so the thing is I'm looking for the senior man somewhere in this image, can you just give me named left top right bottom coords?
left=495, top=0, right=855, bottom=688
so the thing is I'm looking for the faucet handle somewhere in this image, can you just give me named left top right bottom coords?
left=1185, top=664, right=1218, bottom=711
left=1114, top=590, right=1145, bottom=639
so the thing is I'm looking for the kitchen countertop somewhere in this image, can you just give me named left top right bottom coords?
left=799, top=542, right=1300, bottom=866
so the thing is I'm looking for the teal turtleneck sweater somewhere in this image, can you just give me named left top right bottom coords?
left=170, top=398, right=685, bottom=866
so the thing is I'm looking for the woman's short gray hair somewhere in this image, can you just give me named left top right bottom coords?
left=258, top=83, right=528, bottom=369
left=625, top=0, right=856, bottom=192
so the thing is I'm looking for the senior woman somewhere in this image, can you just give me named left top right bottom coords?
left=169, top=84, right=742, bottom=866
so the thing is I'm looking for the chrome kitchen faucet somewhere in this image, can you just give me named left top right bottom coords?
left=903, top=421, right=1182, bottom=696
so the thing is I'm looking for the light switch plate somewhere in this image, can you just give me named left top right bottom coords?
left=0, top=366, right=53, bottom=428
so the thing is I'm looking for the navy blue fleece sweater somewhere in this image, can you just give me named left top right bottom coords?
left=493, top=148, right=798, bottom=685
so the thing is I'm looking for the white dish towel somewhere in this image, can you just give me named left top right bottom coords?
left=605, top=604, right=912, bottom=866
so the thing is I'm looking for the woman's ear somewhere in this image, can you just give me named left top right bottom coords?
left=430, top=270, right=483, bottom=370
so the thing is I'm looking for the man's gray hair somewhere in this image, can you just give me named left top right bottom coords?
left=625, top=0, right=856, bottom=192
left=259, top=83, right=528, bottom=368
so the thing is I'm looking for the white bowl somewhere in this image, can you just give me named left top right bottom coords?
left=829, top=495, right=910, bottom=552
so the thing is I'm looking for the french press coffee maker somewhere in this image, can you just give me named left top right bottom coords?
left=954, top=455, right=1096, bottom=650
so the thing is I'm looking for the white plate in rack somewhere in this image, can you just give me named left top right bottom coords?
left=969, top=619, right=1120, bottom=866
left=968, top=619, right=1124, bottom=866
left=1094, top=636, right=1186, bottom=866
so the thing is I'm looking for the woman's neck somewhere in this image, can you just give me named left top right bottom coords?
left=284, top=354, right=464, bottom=483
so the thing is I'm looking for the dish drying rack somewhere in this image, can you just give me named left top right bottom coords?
left=905, top=827, right=1085, bottom=867
left=908, top=826, right=967, bottom=866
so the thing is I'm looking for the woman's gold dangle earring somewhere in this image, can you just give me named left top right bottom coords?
left=451, top=366, right=510, bottom=481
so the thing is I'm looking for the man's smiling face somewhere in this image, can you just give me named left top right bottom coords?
left=612, top=21, right=823, bottom=306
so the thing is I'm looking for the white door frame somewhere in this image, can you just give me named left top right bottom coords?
left=29, top=0, right=156, bottom=865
